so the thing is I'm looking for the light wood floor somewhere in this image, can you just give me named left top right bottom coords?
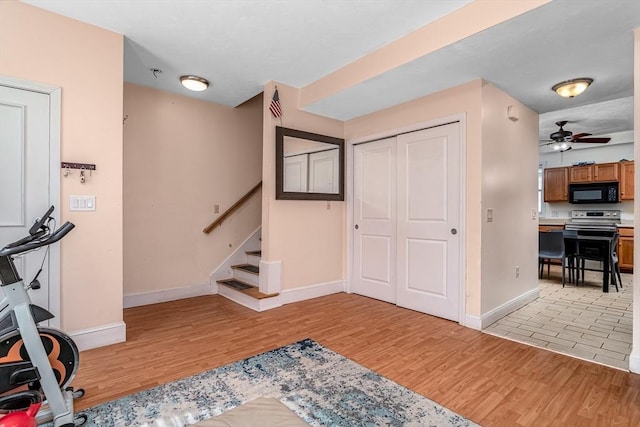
left=73, top=293, right=640, bottom=426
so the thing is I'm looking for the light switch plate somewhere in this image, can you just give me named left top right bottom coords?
left=70, top=195, right=96, bottom=211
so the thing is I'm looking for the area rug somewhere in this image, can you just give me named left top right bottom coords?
left=76, top=338, right=477, bottom=426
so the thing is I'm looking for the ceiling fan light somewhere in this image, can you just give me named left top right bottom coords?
left=180, top=75, right=209, bottom=92
left=552, top=78, right=593, bottom=98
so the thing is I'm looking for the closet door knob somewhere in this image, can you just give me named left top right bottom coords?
left=355, top=224, right=359, bottom=230
left=451, top=228, right=457, bottom=235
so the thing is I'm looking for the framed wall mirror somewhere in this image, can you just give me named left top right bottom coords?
left=275, top=126, right=345, bottom=201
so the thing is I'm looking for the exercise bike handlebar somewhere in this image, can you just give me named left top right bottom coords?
left=0, top=212, right=75, bottom=257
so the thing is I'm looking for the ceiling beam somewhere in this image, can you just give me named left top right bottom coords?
left=298, top=0, right=550, bottom=110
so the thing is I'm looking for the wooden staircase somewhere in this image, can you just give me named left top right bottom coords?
left=216, top=250, right=280, bottom=311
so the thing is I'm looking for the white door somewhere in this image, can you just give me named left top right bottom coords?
left=284, top=154, right=308, bottom=192
left=396, top=124, right=461, bottom=321
left=309, top=149, right=339, bottom=193
left=351, top=123, right=462, bottom=321
left=0, top=85, right=52, bottom=312
left=352, top=138, right=396, bottom=303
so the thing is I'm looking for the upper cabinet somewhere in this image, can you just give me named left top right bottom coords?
left=544, top=167, right=568, bottom=202
left=545, top=161, right=634, bottom=202
left=593, top=162, right=619, bottom=182
left=569, top=162, right=619, bottom=183
left=569, top=165, right=593, bottom=183
left=620, top=161, right=634, bottom=201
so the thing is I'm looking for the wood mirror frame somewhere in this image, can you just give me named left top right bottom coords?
left=275, top=126, right=345, bottom=201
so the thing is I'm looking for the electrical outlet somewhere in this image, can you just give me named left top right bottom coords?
left=515, top=266, right=520, bottom=278
left=214, top=204, right=220, bottom=214
left=487, top=209, right=493, bottom=222
left=531, top=209, right=537, bottom=220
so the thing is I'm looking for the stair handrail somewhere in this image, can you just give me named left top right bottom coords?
left=203, top=181, right=262, bottom=234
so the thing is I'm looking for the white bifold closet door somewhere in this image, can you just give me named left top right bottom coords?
left=352, top=123, right=461, bottom=321
left=352, top=137, right=397, bottom=303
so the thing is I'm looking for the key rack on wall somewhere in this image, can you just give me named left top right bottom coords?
left=61, top=162, right=96, bottom=183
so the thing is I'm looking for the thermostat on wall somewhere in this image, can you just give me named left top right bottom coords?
left=507, top=105, right=519, bottom=122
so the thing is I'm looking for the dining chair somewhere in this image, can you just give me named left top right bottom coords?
left=539, top=230, right=567, bottom=287
left=610, top=232, right=622, bottom=292
left=576, top=230, right=619, bottom=292
left=562, top=229, right=579, bottom=284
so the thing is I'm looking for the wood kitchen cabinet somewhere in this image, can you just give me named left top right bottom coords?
left=539, top=225, right=564, bottom=232
left=617, top=227, right=634, bottom=273
left=569, top=162, right=619, bottom=183
left=544, top=167, right=568, bottom=202
left=620, top=161, right=634, bottom=200
left=593, top=162, right=619, bottom=182
left=569, top=165, right=593, bottom=183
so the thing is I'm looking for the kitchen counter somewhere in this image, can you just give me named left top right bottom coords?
left=538, top=218, right=634, bottom=227
left=538, top=218, right=569, bottom=226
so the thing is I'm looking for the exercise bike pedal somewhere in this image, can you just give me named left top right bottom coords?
left=65, top=386, right=85, bottom=399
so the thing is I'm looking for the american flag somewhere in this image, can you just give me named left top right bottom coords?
left=269, top=88, right=282, bottom=118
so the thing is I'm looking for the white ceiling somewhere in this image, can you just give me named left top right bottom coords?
left=22, top=0, right=639, bottom=141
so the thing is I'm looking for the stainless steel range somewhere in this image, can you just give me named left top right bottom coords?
left=565, top=209, right=621, bottom=232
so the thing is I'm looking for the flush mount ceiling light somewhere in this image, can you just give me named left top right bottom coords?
left=552, top=78, right=593, bottom=98
left=180, top=75, right=209, bottom=92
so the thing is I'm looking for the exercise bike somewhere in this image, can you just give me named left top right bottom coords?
left=0, top=206, right=85, bottom=426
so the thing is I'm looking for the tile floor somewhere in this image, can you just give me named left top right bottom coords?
left=484, top=265, right=633, bottom=370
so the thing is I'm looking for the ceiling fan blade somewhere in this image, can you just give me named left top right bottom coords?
left=571, top=133, right=592, bottom=141
left=573, top=137, right=611, bottom=143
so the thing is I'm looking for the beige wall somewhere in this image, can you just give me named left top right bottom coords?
left=345, top=80, right=484, bottom=316
left=123, top=84, right=263, bottom=295
left=631, top=28, right=640, bottom=373
left=0, top=1, right=123, bottom=331
left=480, top=83, right=539, bottom=313
left=261, top=82, right=345, bottom=290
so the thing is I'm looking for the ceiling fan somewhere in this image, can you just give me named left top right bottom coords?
left=540, top=120, right=611, bottom=152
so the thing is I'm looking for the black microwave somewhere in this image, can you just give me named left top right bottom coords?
left=569, top=182, right=619, bottom=204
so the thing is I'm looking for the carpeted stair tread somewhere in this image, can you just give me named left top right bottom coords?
left=217, top=279, right=253, bottom=291
left=217, top=278, right=278, bottom=300
left=231, top=263, right=259, bottom=274
left=245, top=250, right=262, bottom=256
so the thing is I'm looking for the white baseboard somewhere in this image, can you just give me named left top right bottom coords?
left=218, top=285, right=282, bottom=312
left=462, top=314, right=482, bottom=330
left=280, top=280, right=345, bottom=305
left=70, top=321, right=126, bottom=351
left=629, top=351, right=640, bottom=374
left=217, top=279, right=343, bottom=312
left=124, top=283, right=213, bottom=308
left=464, top=287, right=540, bottom=330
